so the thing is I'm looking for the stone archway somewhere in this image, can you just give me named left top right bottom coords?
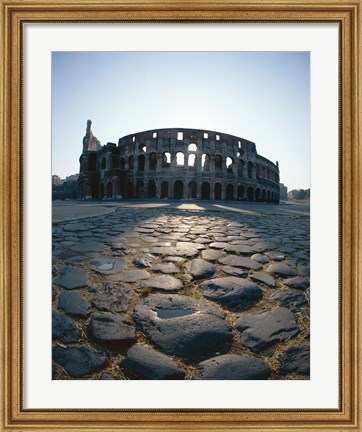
left=201, top=182, right=210, bottom=200
left=174, top=181, right=184, bottom=199
left=127, top=181, right=133, bottom=198
left=188, top=181, right=197, bottom=199
left=214, top=182, right=222, bottom=200
left=161, top=181, right=168, bottom=198
left=148, top=180, right=156, bottom=198
left=226, top=184, right=234, bottom=200
left=247, top=186, right=254, bottom=201
left=237, top=185, right=244, bottom=200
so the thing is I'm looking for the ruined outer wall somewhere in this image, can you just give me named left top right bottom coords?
left=79, top=126, right=280, bottom=202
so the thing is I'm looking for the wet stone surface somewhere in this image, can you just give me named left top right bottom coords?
left=52, top=206, right=310, bottom=380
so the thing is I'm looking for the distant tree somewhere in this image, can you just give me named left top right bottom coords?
left=289, top=188, right=310, bottom=200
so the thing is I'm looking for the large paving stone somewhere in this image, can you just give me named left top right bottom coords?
left=283, top=276, right=310, bottom=290
left=52, top=346, right=107, bottom=378
left=271, top=289, right=307, bottom=308
left=266, top=263, right=297, bottom=277
left=218, top=255, right=262, bottom=271
left=250, top=271, right=275, bottom=288
left=121, top=344, right=185, bottom=380
left=221, top=266, right=248, bottom=277
left=151, top=244, right=200, bottom=258
left=251, top=253, right=270, bottom=264
left=201, top=249, right=227, bottom=261
left=111, top=270, right=150, bottom=283
left=195, top=354, right=271, bottom=380
left=63, top=222, right=95, bottom=232
left=52, top=311, right=79, bottom=343
left=89, top=313, right=136, bottom=349
left=58, top=291, right=91, bottom=318
left=279, top=346, right=310, bottom=376
left=236, top=307, right=300, bottom=352
left=89, top=282, right=132, bottom=313
left=186, top=259, right=217, bottom=279
left=224, top=244, right=257, bottom=254
left=142, top=275, right=183, bottom=291
left=151, top=263, right=179, bottom=274
left=88, top=256, right=126, bottom=275
left=70, top=241, right=105, bottom=253
left=133, top=294, right=233, bottom=363
left=55, top=267, right=88, bottom=289
left=199, top=277, right=263, bottom=311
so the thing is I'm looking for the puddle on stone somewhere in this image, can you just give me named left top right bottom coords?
left=96, top=262, right=114, bottom=271
left=156, top=308, right=195, bottom=319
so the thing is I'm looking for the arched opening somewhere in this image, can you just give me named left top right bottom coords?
left=101, top=157, right=106, bottom=169
left=256, top=164, right=261, bottom=177
left=237, top=160, right=244, bottom=176
left=119, top=173, right=126, bottom=197
left=215, top=155, right=222, bottom=171
left=149, top=153, right=157, bottom=170
left=188, top=154, right=196, bottom=168
left=136, top=180, right=144, bottom=198
left=90, top=174, right=99, bottom=199
left=255, top=188, right=261, bottom=201
left=267, top=190, right=271, bottom=202
left=106, top=182, right=113, bottom=199
left=161, top=181, right=168, bottom=198
left=174, top=181, right=184, bottom=199
left=176, top=152, right=184, bottom=166
left=112, top=155, right=119, bottom=169
left=201, top=182, right=210, bottom=200
left=202, top=154, right=210, bottom=172
left=247, top=186, right=254, bottom=201
left=138, top=154, right=145, bottom=172
left=271, top=191, right=275, bottom=201
left=226, top=184, right=234, bottom=200
left=237, top=185, right=244, bottom=200
left=128, top=156, right=134, bottom=170
left=120, top=158, right=125, bottom=169
left=127, top=181, right=133, bottom=199
left=248, top=161, right=253, bottom=179
left=100, top=183, right=105, bottom=199
left=162, top=152, right=171, bottom=168
left=214, top=182, right=222, bottom=200
left=226, top=157, right=233, bottom=174
left=88, top=154, right=97, bottom=171
left=139, top=143, right=146, bottom=152
left=148, top=180, right=156, bottom=198
left=262, top=189, right=266, bottom=202
left=188, top=181, right=197, bottom=199
left=188, top=143, right=197, bottom=152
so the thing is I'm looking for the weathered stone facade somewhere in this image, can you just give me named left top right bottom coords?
left=78, top=121, right=280, bottom=202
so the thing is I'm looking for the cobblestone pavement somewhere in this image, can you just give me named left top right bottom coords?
left=52, top=206, right=310, bottom=380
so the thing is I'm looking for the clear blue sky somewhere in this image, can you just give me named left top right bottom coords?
left=52, top=51, right=310, bottom=190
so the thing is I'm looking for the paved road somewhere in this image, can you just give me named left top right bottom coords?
left=53, top=200, right=309, bottom=222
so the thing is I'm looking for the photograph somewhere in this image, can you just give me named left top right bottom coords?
left=51, top=51, right=311, bottom=381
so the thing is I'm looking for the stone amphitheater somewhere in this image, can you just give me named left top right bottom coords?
left=78, top=121, right=280, bottom=202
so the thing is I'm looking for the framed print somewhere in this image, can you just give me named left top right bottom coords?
left=1, top=0, right=361, bottom=431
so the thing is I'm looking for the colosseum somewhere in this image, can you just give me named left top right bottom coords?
left=78, top=120, right=280, bottom=203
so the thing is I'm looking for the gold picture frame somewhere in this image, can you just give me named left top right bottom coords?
left=1, top=0, right=361, bottom=430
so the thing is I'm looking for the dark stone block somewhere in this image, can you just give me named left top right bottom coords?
left=52, top=345, right=107, bottom=378
left=52, top=311, right=79, bottom=343
left=196, top=354, right=271, bottom=380
left=121, top=344, right=185, bottom=380
left=280, top=346, right=310, bottom=376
